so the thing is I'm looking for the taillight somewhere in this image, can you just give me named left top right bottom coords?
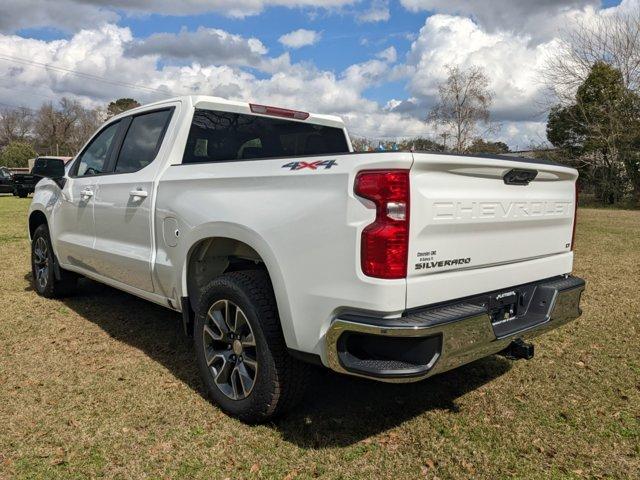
left=355, top=170, right=410, bottom=279
left=571, top=181, right=579, bottom=250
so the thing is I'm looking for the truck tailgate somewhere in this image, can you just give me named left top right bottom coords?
left=407, top=152, right=577, bottom=307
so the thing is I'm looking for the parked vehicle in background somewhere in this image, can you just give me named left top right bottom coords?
left=27, top=95, right=585, bottom=422
left=12, top=157, right=72, bottom=197
left=0, top=167, right=13, bottom=193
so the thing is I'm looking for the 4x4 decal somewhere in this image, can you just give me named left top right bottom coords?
left=282, top=160, right=338, bottom=171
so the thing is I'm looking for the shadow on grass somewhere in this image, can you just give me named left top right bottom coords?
left=29, top=274, right=512, bottom=448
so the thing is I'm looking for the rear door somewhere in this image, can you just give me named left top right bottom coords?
left=408, top=153, right=577, bottom=276
left=53, top=120, right=121, bottom=270
left=91, top=106, right=176, bottom=292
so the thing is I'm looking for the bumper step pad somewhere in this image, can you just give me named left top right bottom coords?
left=326, top=275, right=586, bottom=382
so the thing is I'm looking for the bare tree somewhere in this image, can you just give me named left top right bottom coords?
left=428, top=65, right=494, bottom=153
left=546, top=10, right=640, bottom=104
left=0, top=106, right=33, bottom=146
left=34, top=99, right=78, bottom=156
left=68, top=106, right=105, bottom=152
left=33, top=98, right=103, bottom=156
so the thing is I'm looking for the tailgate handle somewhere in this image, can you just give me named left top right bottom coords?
left=503, top=168, right=537, bottom=186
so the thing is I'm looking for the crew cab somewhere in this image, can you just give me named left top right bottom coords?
left=28, top=96, right=585, bottom=422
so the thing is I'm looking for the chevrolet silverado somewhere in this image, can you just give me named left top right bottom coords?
left=28, top=96, right=585, bottom=422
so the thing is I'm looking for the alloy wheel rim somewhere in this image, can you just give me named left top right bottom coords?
left=203, top=299, right=258, bottom=400
left=33, top=237, right=49, bottom=290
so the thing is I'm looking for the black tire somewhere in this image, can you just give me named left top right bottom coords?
left=17, top=189, right=28, bottom=198
left=31, top=224, right=78, bottom=298
left=194, top=270, right=308, bottom=423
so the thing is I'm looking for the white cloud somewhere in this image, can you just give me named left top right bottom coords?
left=127, top=27, right=268, bottom=67
left=0, top=18, right=587, bottom=148
left=0, top=24, right=426, bottom=141
left=376, top=46, right=397, bottom=63
left=0, top=0, right=358, bottom=32
left=403, top=15, right=559, bottom=123
left=2, top=0, right=635, bottom=148
left=278, top=29, right=322, bottom=49
left=493, top=121, right=548, bottom=151
left=359, top=0, right=391, bottom=23
left=399, top=0, right=600, bottom=43
left=0, top=0, right=118, bottom=33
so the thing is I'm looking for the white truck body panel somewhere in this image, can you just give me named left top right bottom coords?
left=154, top=151, right=413, bottom=355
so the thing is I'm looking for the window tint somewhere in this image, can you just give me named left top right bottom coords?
left=115, top=110, right=172, bottom=174
left=75, top=122, right=120, bottom=177
left=182, top=109, right=349, bottom=164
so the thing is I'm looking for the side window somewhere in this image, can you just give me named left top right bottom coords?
left=114, top=110, right=172, bottom=174
left=75, top=121, right=120, bottom=177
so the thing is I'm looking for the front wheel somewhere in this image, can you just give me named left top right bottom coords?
left=194, top=271, right=308, bottom=422
left=31, top=224, right=77, bottom=298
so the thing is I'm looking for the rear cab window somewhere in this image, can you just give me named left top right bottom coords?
left=182, top=109, right=349, bottom=164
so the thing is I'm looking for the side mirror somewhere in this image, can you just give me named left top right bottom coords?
left=32, top=158, right=67, bottom=189
left=33, top=158, right=66, bottom=179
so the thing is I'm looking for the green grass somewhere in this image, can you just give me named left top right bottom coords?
left=0, top=195, right=638, bottom=479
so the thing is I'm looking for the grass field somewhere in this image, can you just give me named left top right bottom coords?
left=0, top=195, right=638, bottom=479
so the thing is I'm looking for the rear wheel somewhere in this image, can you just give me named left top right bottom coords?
left=16, top=189, right=28, bottom=198
left=31, top=224, right=77, bottom=298
left=194, top=271, right=308, bottom=422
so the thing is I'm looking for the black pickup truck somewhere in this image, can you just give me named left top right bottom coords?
left=12, top=157, right=69, bottom=197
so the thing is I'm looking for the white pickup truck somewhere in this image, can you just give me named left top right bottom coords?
left=29, top=95, right=585, bottom=422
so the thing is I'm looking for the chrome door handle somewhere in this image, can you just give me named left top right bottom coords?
left=129, top=189, right=148, bottom=198
left=80, top=189, right=94, bottom=199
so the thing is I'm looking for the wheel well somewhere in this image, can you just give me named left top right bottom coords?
left=186, top=237, right=267, bottom=311
left=29, top=210, right=47, bottom=240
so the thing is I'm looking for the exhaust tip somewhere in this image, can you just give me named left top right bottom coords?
left=500, top=338, right=534, bottom=360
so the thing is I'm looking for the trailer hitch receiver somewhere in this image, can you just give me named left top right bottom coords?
left=500, top=338, right=534, bottom=360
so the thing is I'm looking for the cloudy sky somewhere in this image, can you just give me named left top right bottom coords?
left=0, top=0, right=635, bottom=148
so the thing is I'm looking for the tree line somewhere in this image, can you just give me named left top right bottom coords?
left=0, top=98, right=140, bottom=168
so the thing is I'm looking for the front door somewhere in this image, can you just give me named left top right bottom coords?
left=92, top=108, right=174, bottom=293
left=53, top=120, right=121, bottom=271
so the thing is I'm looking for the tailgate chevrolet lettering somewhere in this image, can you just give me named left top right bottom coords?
left=431, top=200, right=573, bottom=221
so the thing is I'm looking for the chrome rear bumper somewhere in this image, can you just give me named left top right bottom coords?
left=325, top=275, right=585, bottom=382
